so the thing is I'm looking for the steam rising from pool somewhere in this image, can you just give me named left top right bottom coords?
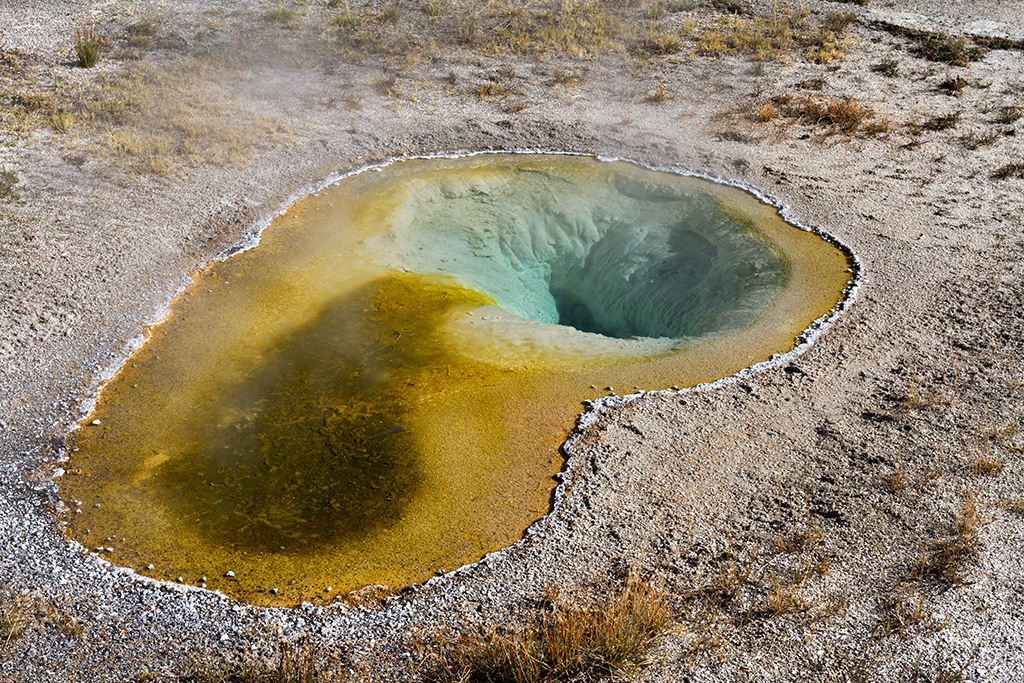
left=60, top=154, right=851, bottom=605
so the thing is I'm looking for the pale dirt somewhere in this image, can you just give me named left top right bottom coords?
left=1, top=1, right=1023, bottom=681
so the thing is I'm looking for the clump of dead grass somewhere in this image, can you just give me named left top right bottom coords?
left=424, top=577, right=673, bottom=683
left=188, top=637, right=345, bottom=683
left=73, top=22, right=110, bottom=68
left=874, top=585, right=927, bottom=638
left=1, top=595, right=28, bottom=652
left=915, top=490, right=981, bottom=583
left=0, top=170, right=19, bottom=202
left=759, top=94, right=883, bottom=135
left=994, top=163, right=1024, bottom=180
left=759, top=581, right=808, bottom=616
left=76, top=59, right=289, bottom=176
left=695, top=9, right=856, bottom=63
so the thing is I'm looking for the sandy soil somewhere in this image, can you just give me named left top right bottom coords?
left=1, top=0, right=1023, bottom=681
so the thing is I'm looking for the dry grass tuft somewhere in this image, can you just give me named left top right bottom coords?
left=889, top=457, right=908, bottom=493
left=0, top=170, right=19, bottom=202
left=695, top=9, right=855, bottom=63
left=778, top=524, right=824, bottom=552
left=760, top=582, right=808, bottom=616
left=874, top=585, right=927, bottom=638
left=1, top=595, right=29, bottom=652
left=73, top=22, right=110, bottom=68
left=188, top=637, right=344, bottom=683
left=972, top=451, right=1004, bottom=477
left=425, top=577, right=672, bottom=683
left=764, top=94, right=880, bottom=135
left=994, top=163, right=1024, bottom=180
left=75, top=59, right=289, bottom=176
left=915, top=490, right=981, bottom=583
left=646, top=78, right=667, bottom=103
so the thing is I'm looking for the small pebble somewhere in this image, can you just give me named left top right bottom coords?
left=225, top=570, right=235, bottom=577
left=146, top=564, right=154, bottom=570
left=90, top=419, right=101, bottom=425
left=270, top=588, right=278, bottom=595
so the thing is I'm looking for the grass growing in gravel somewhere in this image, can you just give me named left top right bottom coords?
left=755, top=94, right=885, bottom=136
left=914, top=32, right=985, bottom=66
left=0, top=170, right=19, bottom=202
left=874, top=585, right=927, bottom=638
left=73, top=22, right=110, bottom=68
left=1, top=595, right=28, bottom=652
left=425, top=577, right=673, bottom=683
left=187, top=638, right=345, bottom=683
left=915, top=490, right=980, bottom=583
left=694, top=9, right=857, bottom=63
left=994, top=163, right=1024, bottom=180
left=77, top=59, right=289, bottom=176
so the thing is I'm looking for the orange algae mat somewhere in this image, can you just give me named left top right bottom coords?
left=60, top=154, right=851, bottom=605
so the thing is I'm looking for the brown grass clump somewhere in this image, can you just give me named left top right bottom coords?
left=1, top=595, right=28, bottom=652
left=188, top=637, right=344, bottom=683
left=764, top=94, right=880, bottom=135
left=760, top=582, right=808, bottom=616
left=695, top=9, right=855, bottom=63
left=76, top=59, right=289, bottom=176
left=425, top=577, right=672, bottom=683
left=778, top=524, right=824, bottom=552
left=73, top=22, right=110, bottom=68
left=874, top=586, right=927, bottom=638
left=994, top=163, right=1024, bottom=180
left=915, top=491, right=981, bottom=583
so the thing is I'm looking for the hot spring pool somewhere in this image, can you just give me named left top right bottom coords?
left=60, top=154, right=852, bottom=604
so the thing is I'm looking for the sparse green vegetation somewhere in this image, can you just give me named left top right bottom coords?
left=187, top=638, right=344, bottom=683
left=996, top=106, right=1023, bottom=124
left=914, top=32, right=984, bottom=66
left=425, top=577, right=672, bottom=683
left=938, top=74, right=968, bottom=95
left=0, top=170, right=19, bottom=202
left=873, top=56, right=899, bottom=77
left=874, top=586, right=927, bottom=638
left=263, top=6, right=298, bottom=26
left=915, top=491, right=980, bottom=583
left=994, top=163, right=1024, bottom=179
left=73, top=22, right=110, bottom=68
left=913, top=111, right=962, bottom=132
left=961, top=129, right=998, bottom=149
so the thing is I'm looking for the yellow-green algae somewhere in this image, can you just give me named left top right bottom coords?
left=61, top=154, right=851, bottom=605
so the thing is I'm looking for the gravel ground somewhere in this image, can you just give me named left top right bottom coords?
left=2, top=0, right=1024, bottom=681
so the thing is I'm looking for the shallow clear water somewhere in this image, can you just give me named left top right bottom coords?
left=60, top=154, right=851, bottom=605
